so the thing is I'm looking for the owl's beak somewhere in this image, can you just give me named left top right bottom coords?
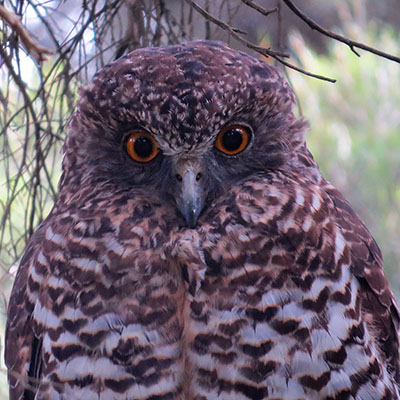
left=174, top=160, right=205, bottom=228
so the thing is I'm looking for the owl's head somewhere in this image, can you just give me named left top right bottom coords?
left=63, top=41, right=315, bottom=228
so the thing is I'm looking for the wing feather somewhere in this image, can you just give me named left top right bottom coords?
left=326, top=183, right=400, bottom=380
left=5, top=227, right=46, bottom=399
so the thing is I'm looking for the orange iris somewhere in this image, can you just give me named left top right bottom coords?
left=126, top=132, right=159, bottom=163
left=215, top=125, right=250, bottom=155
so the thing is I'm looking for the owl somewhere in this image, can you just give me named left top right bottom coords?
left=5, top=41, right=400, bottom=400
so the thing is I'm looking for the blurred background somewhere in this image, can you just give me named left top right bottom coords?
left=0, top=0, right=399, bottom=396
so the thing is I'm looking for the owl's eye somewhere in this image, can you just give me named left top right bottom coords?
left=215, top=125, right=251, bottom=155
left=126, top=132, right=159, bottom=163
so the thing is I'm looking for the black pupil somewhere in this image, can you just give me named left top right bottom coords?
left=222, top=129, right=243, bottom=151
left=134, top=137, right=153, bottom=159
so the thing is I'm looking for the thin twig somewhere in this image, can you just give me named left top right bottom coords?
left=185, top=0, right=289, bottom=59
left=185, top=0, right=336, bottom=82
left=275, top=56, right=336, bottom=83
left=240, top=0, right=277, bottom=18
left=276, top=0, right=282, bottom=50
left=283, top=0, right=400, bottom=63
left=205, top=0, right=211, bottom=40
left=0, top=4, right=53, bottom=64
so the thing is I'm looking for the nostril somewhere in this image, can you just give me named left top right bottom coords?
left=196, top=173, right=202, bottom=181
left=176, top=174, right=183, bottom=182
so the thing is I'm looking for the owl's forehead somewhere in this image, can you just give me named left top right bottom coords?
left=77, top=40, right=293, bottom=151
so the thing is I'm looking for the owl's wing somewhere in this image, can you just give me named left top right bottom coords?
left=326, top=184, right=400, bottom=380
left=5, top=227, right=45, bottom=400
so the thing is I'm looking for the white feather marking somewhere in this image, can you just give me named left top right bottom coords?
left=37, top=250, right=47, bottom=265
left=105, top=239, right=126, bottom=256
left=33, top=301, right=61, bottom=328
left=342, top=345, right=371, bottom=376
left=310, top=328, right=341, bottom=354
left=291, top=350, right=329, bottom=377
left=45, top=226, right=66, bottom=246
left=327, top=313, right=356, bottom=342
left=64, top=387, right=98, bottom=400
left=334, top=230, right=346, bottom=262
left=132, top=226, right=145, bottom=236
left=124, top=370, right=182, bottom=399
left=322, top=370, right=352, bottom=397
left=31, top=264, right=45, bottom=283
left=239, top=323, right=281, bottom=344
left=301, top=215, right=313, bottom=232
left=262, top=336, right=296, bottom=365
left=76, top=237, right=97, bottom=252
left=311, top=194, right=321, bottom=210
left=307, top=278, right=329, bottom=300
left=55, top=331, right=79, bottom=345
left=295, top=188, right=305, bottom=206
left=261, top=288, right=303, bottom=306
left=48, top=275, right=69, bottom=289
left=62, top=305, right=85, bottom=320
left=69, top=257, right=99, bottom=271
left=280, top=217, right=295, bottom=232
left=279, top=302, right=306, bottom=320
left=356, top=381, right=386, bottom=400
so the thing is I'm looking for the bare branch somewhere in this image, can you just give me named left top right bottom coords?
left=240, top=0, right=277, bottom=18
left=184, top=0, right=289, bottom=59
left=185, top=0, right=335, bottom=82
left=275, top=56, right=336, bottom=83
left=0, top=4, right=53, bottom=64
left=282, top=0, right=400, bottom=63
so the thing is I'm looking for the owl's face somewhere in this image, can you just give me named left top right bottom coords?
left=63, top=41, right=311, bottom=227
left=121, top=123, right=256, bottom=228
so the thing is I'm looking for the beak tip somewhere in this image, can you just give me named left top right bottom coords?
left=183, top=207, right=200, bottom=229
left=187, top=221, right=197, bottom=229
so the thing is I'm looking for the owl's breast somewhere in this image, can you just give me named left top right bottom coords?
left=173, top=177, right=396, bottom=399
left=29, top=196, right=192, bottom=399
left=28, top=180, right=397, bottom=399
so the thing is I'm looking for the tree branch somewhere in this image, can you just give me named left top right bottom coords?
left=282, top=0, right=400, bottom=63
left=240, top=0, right=277, bottom=18
left=0, top=4, right=53, bottom=64
left=186, top=0, right=336, bottom=82
left=275, top=56, right=336, bottom=83
left=184, top=0, right=289, bottom=59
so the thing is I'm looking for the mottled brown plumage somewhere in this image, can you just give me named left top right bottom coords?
left=6, top=41, right=400, bottom=399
